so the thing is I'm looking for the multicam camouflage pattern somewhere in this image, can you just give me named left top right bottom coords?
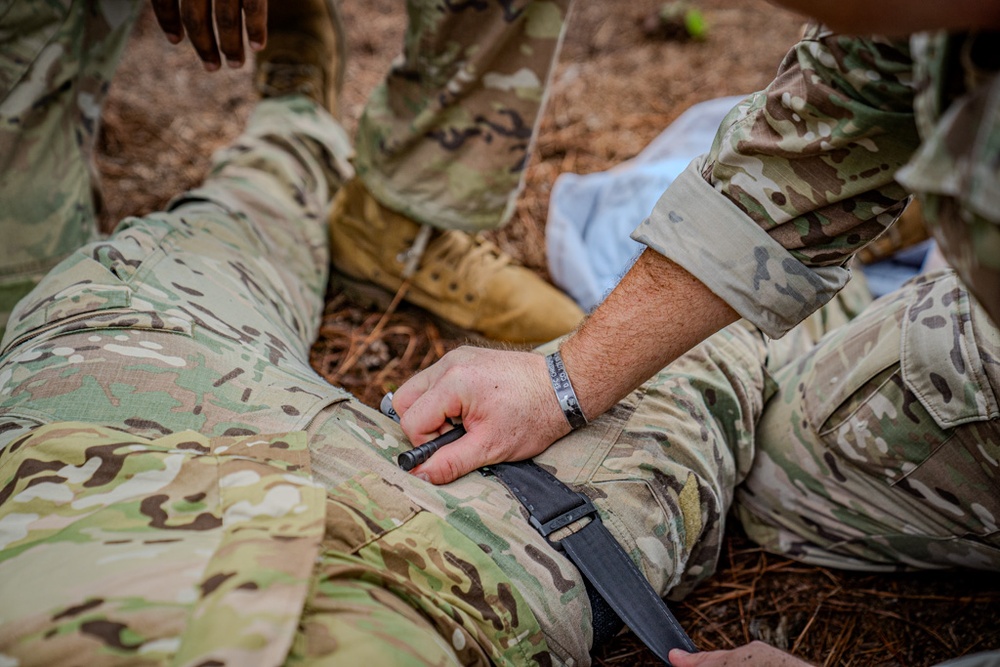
left=739, top=269, right=1000, bottom=571
left=303, top=400, right=592, bottom=664
left=0, top=425, right=326, bottom=666
left=0, top=0, right=573, bottom=333
left=0, top=95, right=564, bottom=665
left=629, top=20, right=1000, bottom=573
left=0, top=0, right=142, bottom=333
left=0, top=421, right=552, bottom=667
left=0, top=98, right=349, bottom=665
left=355, top=0, right=572, bottom=232
left=3, top=10, right=1000, bottom=666
left=0, top=96, right=355, bottom=440
left=294, top=472, right=550, bottom=666
left=898, top=31, right=1000, bottom=327
left=635, top=25, right=1000, bottom=337
left=0, top=1, right=583, bottom=661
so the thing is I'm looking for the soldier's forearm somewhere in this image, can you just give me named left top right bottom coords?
left=559, top=248, right=739, bottom=421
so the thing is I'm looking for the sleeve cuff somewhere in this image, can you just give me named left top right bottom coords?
left=631, top=157, right=851, bottom=338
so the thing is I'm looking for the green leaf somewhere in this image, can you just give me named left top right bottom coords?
left=684, top=8, right=707, bottom=41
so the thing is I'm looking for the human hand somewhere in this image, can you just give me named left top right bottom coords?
left=392, top=346, right=571, bottom=484
left=152, top=0, right=267, bottom=71
left=669, top=642, right=814, bottom=667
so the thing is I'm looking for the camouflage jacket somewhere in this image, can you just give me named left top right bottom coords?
left=633, top=26, right=1000, bottom=336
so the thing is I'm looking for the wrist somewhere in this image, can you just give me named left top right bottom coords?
left=544, top=349, right=589, bottom=430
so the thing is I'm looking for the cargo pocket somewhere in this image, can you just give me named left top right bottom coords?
left=804, top=284, right=923, bottom=486
left=323, top=472, right=423, bottom=554
left=0, top=235, right=198, bottom=433
left=2, top=230, right=195, bottom=356
left=897, top=273, right=1000, bottom=547
left=806, top=272, right=1000, bottom=550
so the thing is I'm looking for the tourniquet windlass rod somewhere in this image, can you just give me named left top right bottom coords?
left=397, top=425, right=466, bottom=471
left=380, top=392, right=466, bottom=471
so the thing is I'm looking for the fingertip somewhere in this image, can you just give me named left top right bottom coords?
left=202, top=60, right=221, bottom=72
left=392, top=377, right=421, bottom=414
left=668, top=648, right=692, bottom=666
left=249, top=39, right=265, bottom=51
left=417, top=466, right=452, bottom=486
left=165, top=32, right=182, bottom=44
left=411, top=461, right=445, bottom=485
left=424, top=445, right=474, bottom=486
left=226, top=58, right=244, bottom=69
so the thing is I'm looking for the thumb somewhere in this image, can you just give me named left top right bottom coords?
left=411, top=430, right=494, bottom=485
left=668, top=649, right=704, bottom=666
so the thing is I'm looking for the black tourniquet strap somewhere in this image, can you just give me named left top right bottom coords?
left=485, top=460, right=697, bottom=665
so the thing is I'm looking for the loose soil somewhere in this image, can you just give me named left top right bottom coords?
left=96, top=2, right=1000, bottom=664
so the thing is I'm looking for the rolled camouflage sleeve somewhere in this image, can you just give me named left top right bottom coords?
left=633, top=27, right=921, bottom=337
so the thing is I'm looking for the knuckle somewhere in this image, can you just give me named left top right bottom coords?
left=441, top=348, right=464, bottom=365
left=439, top=365, right=470, bottom=391
left=451, top=345, right=479, bottom=362
left=442, top=458, right=463, bottom=481
left=397, top=411, right=415, bottom=433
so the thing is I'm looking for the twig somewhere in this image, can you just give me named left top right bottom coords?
left=332, top=280, right=411, bottom=381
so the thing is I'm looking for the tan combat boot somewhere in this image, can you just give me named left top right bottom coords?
left=253, top=0, right=347, bottom=115
left=328, top=180, right=586, bottom=345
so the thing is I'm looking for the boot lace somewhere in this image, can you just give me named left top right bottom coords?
left=417, top=228, right=514, bottom=294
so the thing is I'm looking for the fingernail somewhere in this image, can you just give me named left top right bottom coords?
left=413, top=472, right=430, bottom=482
left=670, top=649, right=690, bottom=657
left=250, top=40, right=264, bottom=51
left=203, top=61, right=220, bottom=72
left=166, top=33, right=182, bottom=44
left=227, top=58, right=243, bottom=69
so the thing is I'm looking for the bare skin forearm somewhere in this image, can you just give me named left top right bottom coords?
left=561, top=248, right=739, bottom=419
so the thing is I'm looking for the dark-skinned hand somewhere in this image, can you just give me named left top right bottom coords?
left=151, top=0, right=267, bottom=71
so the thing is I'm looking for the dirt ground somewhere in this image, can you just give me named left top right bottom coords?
left=96, top=2, right=1000, bottom=665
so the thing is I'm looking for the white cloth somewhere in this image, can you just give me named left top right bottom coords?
left=546, top=96, right=744, bottom=311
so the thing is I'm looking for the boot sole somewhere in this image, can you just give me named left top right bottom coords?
left=328, top=270, right=512, bottom=348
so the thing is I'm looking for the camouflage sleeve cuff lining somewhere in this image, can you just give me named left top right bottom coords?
left=630, top=158, right=851, bottom=339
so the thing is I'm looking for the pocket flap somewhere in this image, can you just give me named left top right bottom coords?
left=42, top=282, right=131, bottom=321
left=901, top=272, right=1000, bottom=428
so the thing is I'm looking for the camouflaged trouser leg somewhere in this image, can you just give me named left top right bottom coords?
left=355, top=0, right=573, bottom=232
left=0, top=96, right=354, bottom=442
left=285, top=478, right=554, bottom=666
left=737, top=269, right=1000, bottom=571
left=0, top=0, right=143, bottom=334
left=0, top=96, right=557, bottom=666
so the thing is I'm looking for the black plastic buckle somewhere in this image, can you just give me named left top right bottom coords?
left=528, top=493, right=599, bottom=551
